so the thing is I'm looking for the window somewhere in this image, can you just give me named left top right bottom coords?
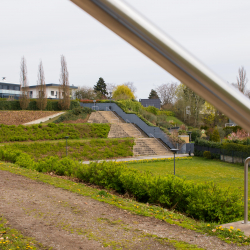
left=51, top=91, right=54, bottom=96
left=30, top=91, right=33, bottom=98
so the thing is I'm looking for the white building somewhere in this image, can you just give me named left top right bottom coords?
left=26, top=83, right=78, bottom=99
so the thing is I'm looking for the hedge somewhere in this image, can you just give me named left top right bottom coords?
left=0, top=148, right=243, bottom=223
left=0, top=100, right=80, bottom=111
left=0, top=123, right=110, bottom=142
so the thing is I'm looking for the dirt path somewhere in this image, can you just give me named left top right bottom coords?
left=0, top=170, right=248, bottom=250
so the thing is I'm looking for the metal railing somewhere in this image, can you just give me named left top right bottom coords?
left=92, top=106, right=99, bottom=111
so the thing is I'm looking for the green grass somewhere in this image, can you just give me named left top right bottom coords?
left=2, top=138, right=134, bottom=161
left=126, top=156, right=246, bottom=191
left=166, top=116, right=184, bottom=126
left=0, top=216, right=51, bottom=250
left=0, top=161, right=249, bottom=246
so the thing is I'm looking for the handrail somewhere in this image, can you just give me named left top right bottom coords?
left=243, top=157, right=250, bottom=224
left=111, top=110, right=121, bottom=122
left=125, top=118, right=141, bottom=137
left=149, top=133, right=170, bottom=152
left=71, top=0, right=250, bottom=132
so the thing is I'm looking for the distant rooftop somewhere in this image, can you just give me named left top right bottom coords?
left=28, top=83, right=78, bottom=89
left=139, top=99, right=161, bottom=109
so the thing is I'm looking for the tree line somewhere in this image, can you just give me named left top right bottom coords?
left=19, top=55, right=70, bottom=110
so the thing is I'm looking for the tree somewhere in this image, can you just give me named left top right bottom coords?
left=19, top=56, right=30, bottom=109
left=156, top=82, right=178, bottom=107
left=94, top=77, right=108, bottom=97
left=210, top=129, right=220, bottom=142
left=36, top=61, right=47, bottom=110
left=148, top=89, right=159, bottom=99
left=106, top=83, right=116, bottom=95
left=112, top=84, right=135, bottom=100
left=123, top=82, right=137, bottom=94
left=235, top=66, right=248, bottom=94
left=58, top=55, right=70, bottom=110
left=74, top=86, right=97, bottom=100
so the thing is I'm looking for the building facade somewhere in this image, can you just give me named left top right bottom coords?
left=0, top=79, right=21, bottom=99
left=26, top=83, right=78, bottom=99
left=139, top=99, right=161, bottom=109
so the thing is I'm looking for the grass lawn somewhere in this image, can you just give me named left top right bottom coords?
left=126, top=157, right=246, bottom=191
left=166, top=116, right=184, bottom=126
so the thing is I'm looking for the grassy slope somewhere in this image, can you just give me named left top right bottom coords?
left=126, top=157, right=245, bottom=191
left=0, top=162, right=249, bottom=246
left=166, top=116, right=184, bottom=126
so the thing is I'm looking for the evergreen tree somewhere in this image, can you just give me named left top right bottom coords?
left=148, top=89, right=159, bottom=99
left=210, top=129, right=220, bottom=142
left=94, top=77, right=108, bottom=96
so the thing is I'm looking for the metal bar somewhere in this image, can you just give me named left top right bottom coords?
left=243, top=157, right=250, bottom=224
left=149, top=133, right=170, bottom=152
left=70, top=0, right=250, bottom=132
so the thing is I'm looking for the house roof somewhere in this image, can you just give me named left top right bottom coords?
left=0, top=81, right=20, bottom=86
left=28, top=83, right=78, bottom=89
left=139, top=99, right=161, bottom=109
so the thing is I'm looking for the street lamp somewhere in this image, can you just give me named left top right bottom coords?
left=187, top=131, right=192, bottom=142
left=65, top=136, right=69, bottom=156
left=109, top=92, right=112, bottom=109
left=170, top=148, right=179, bottom=175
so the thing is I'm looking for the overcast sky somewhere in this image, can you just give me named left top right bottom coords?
left=0, top=0, right=249, bottom=99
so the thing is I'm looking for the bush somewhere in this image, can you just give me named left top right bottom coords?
left=210, top=129, right=220, bottom=142
left=191, top=129, right=201, bottom=141
left=144, top=106, right=159, bottom=115
left=0, top=149, right=243, bottom=223
left=203, top=151, right=211, bottom=159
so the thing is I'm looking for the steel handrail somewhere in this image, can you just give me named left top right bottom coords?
left=70, top=0, right=250, bottom=132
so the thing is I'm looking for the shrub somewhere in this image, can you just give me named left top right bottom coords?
left=191, top=129, right=201, bottom=141
left=210, top=129, right=220, bottom=142
left=144, top=106, right=159, bottom=115
left=0, top=149, right=243, bottom=223
left=203, top=151, right=211, bottom=159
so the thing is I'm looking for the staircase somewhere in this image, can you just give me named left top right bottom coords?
left=87, top=111, right=172, bottom=156
left=133, top=138, right=173, bottom=156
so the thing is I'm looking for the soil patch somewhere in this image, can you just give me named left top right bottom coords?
left=0, top=111, right=61, bottom=125
left=0, top=170, right=247, bottom=250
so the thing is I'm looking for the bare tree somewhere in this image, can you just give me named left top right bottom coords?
left=19, top=56, right=30, bottom=109
left=232, top=66, right=248, bottom=94
left=36, top=61, right=47, bottom=110
left=106, top=83, right=116, bottom=95
left=59, top=55, right=70, bottom=110
left=74, top=86, right=97, bottom=100
left=123, top=82, right=137, bottom=94
left=156, top=82, right=178, bottom=106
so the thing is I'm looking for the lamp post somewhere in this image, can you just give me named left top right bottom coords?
left=187, top=131, right=192, bottom=142
left=170, top=149, right=179, bottom=175
left=109, top=92, right=112, bottom=110
left=65, top=136, right=69, bottom=156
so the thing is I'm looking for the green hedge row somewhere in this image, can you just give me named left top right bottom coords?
left=0, top=100, right=80, bottom=111
left=0, top=123, right=110, bottom=142
left=2, top=138, right=134, bottom=161
left=0, top=148, right=242, bottom=223
left=194, top=139, right=250, bottom=159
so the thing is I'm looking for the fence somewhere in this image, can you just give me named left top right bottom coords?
left=194, top=144, right=249, bottom=164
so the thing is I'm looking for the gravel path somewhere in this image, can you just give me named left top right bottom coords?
left=0, top=170, right=249, bottom=250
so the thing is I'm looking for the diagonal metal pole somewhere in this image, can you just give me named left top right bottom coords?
left=70, top=0, right=250, bottom=133
left=243, top=157, right=250, bottom=224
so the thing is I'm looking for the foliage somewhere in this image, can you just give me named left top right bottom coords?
left=148, top=89, right=159, bottom=99
left=74, top=86, right=97, bottom=100
left=94, top=77, right=108, bottom=97
left=210, top=129, right=220, bottom=142
left=58, top=55, right=70, bottom=110
left=112, top=84, right=135, bottom=100
left=157, top=110, right=175, bottom=116
left=144, top=106, right=159, bottom=115
left=203, top=151, right=211, bottom=159
left=191, top=129, right=201, bottom=141
left=227, top=129, right=250, bottom=141
left=3, top=138, right=134, bottom=161
left=0, top=150, right=242, bottom=223
left=53, top=107, right=93, bottom=123
left=0, top=123, right=110, bottom=143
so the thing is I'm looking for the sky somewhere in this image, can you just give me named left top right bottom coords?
left=0, top=0, right=249, bottom=99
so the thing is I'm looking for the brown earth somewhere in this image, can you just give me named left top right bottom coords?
left=0, top=170, right=249, bottom=250
left=0, top=111, right=61, bottom=125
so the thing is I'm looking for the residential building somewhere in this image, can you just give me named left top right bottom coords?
left=25, top=83, right=78, bottom=99
left=139, top=98, right=161, bottom=109
left=0, top=78, right=21, bottom=99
